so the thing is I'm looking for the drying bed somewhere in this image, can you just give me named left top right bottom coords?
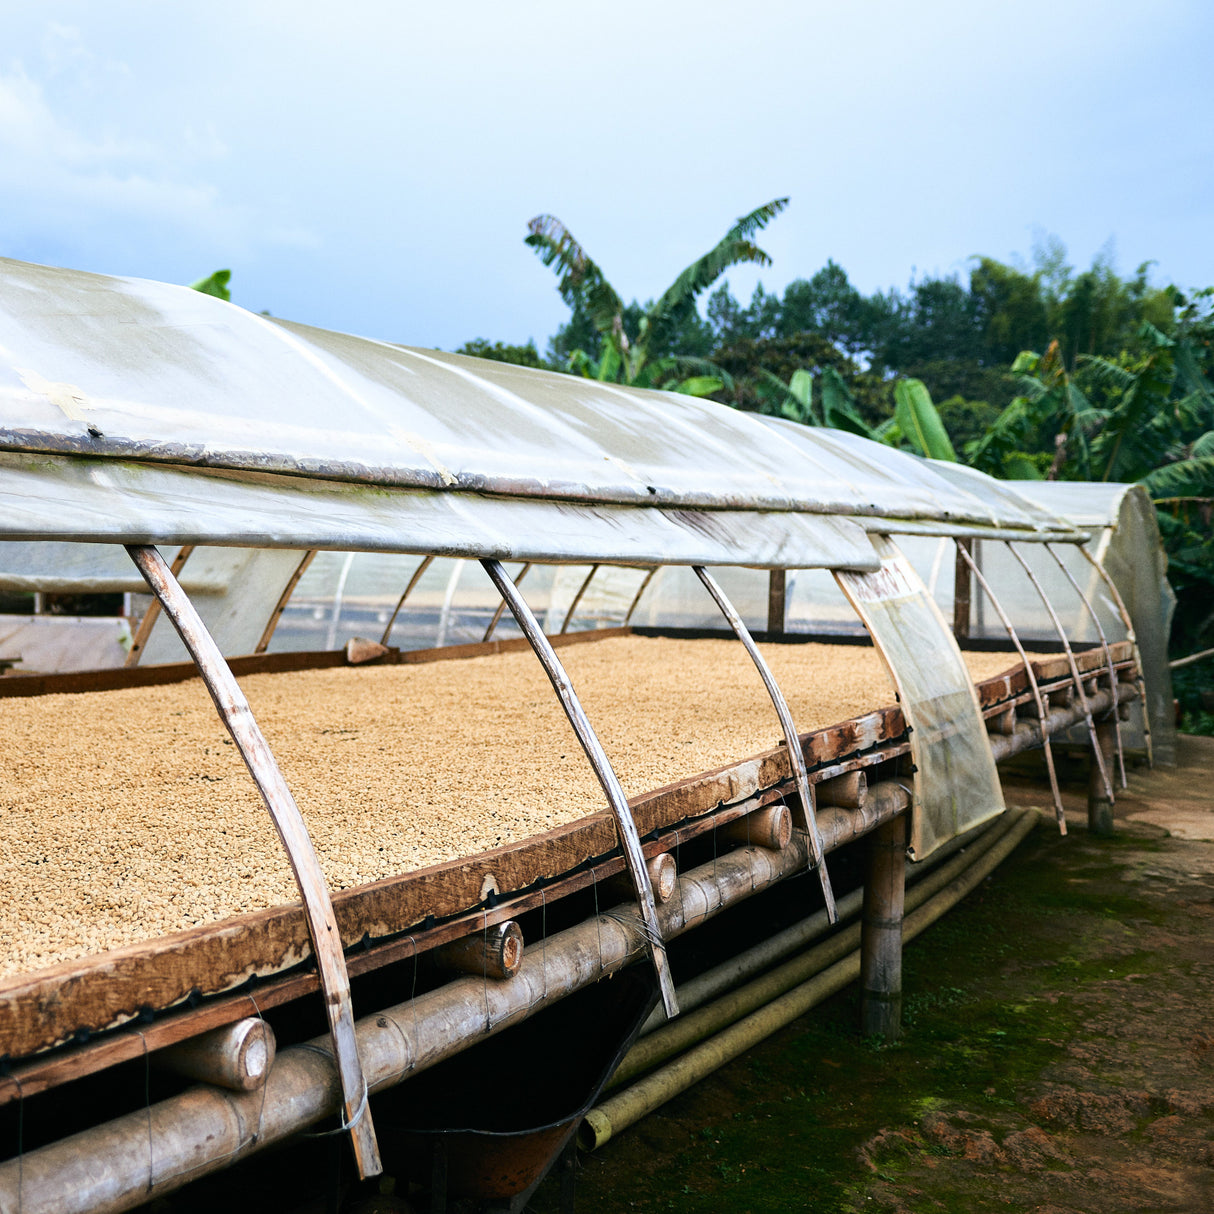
left=0, top=636, right=1037, bottom=981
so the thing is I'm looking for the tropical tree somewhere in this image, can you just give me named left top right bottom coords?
left=525, top=198, right=788, bottom=395
left=189, top=269, right=231, bottom=301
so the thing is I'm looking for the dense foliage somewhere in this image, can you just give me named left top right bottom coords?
left=456, top=225, right=1213, bottom=721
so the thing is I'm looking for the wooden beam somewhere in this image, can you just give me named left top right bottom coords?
left=952, top=538, right=973, bottom=641
left=767, top=568, right=787, bottom=637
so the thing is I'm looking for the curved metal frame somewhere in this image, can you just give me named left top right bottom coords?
left=123, top=545, right=194, bottom=667
left=482, top=562, right=532, bottom=642
left=559, top=563, right=601, bottom=636
left=955, top=541, right=1065, bottom=831
left=379, top=555, right=434, bottom=647
left=623, top=567, right=658, bottom=626
left=1076, top=545, right=1154, bottom=767
left=1045, top=543, right=1126, bottom=787
left=126, top=545, right=381, bottom=1178
left=1006, top=542, right=1114, bottom=803
left=693, top=565, right=837, bottom=921
left=255, top=548, right=316, bottom=655
left=481, top=558, right=679, bottom=1019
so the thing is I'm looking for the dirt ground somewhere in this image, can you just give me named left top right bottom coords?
left=545, top=734, right=1214, bottom=1213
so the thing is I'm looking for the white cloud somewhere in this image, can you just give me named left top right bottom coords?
left=0, top=62, right=316, bottom=262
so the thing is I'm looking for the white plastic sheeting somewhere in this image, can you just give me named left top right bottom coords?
left=1009, top=482, right=1176, bottom=765
left=836, top=536, right=1005, bottom=859
left=0, top=258, right=1079, bottom=545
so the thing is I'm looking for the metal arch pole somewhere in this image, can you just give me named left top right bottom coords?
left=1046, top=543, right=1127, bottom=788
left=124, top=545, right=194, bottom=667
left=1006, top=542, right=1115, bottom=803
left=125, top=545, right=382, bottom=1179
left=559, top=563, right=601, bottom=635
left=482, top=562, right=532, bottom=642
left=379, top=555, right=434, bottom=646
left=1077, top=545, right=1154, bottom=767
left=692, top=565, right=838, bottom=922
left=623, top=567, right=659, bottom=626
left=481, top=558, right=679, bottom=1019
left=255, top=549, right=317, bottom=655
left=956, top=542, right=1066, bottom=832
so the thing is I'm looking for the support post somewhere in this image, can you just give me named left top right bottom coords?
left=767, top=568, right=787, bottom=637
left=860, top=812, right=907, bottom=1040
left=1088, top=712, right=1117, bottom=836
left=952, top=539, right=972, bottom=641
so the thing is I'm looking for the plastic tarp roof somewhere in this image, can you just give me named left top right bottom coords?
left=0, top=257, right=1078, bottom=565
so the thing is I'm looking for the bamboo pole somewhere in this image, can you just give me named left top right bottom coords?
left=1046, top=543, right=1126, bottom=787
left=1006, top=542, right=1114, bottom=804
left=123, top=545, right=194, bottom=667
left=1087, top=712, right=1117, bottom=837
left=582, top=808, right=1041, bottom=1150
left=481, top=557, right=678, bottom=1019
left=124, top=545, right=381, bottom=1179
left=955, top=541, right=1065, bottom=830
left=1077, top=545, right=1154, bottom=766
left=722, top=804, right=793, bottom=852
left=693, top=565, right=837, bottom=922
left=860, top=813, right=906, bottom=1040
left=157, top=1018, right=276, bottom=1092
left=379, top=555, right=434, bottom=646
left=254, top=549, right=316, bottom=655
left=433, top=921, right=524, bottom=980
left=634, top=801, right=1020, bottom=1040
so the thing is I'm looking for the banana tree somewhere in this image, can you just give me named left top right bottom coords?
left=526, top=199, right=788, bottom=394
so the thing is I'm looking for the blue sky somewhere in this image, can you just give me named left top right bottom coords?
left=1, top=1, right=1210, bottom=352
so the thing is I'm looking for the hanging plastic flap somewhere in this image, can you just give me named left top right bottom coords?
left=0, top=452, right=880, bottom=571
left=836, top=535, right=1005, bottom=860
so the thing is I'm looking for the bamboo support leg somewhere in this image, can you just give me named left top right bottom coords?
left=860, top=813, right=906, bottom=1040
left=125, top=545, right=381, bottom=1179
left=1088, top=713, right=1117, bottom=837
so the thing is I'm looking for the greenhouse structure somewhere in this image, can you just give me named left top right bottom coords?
left=0, top=258, right=1165, bottom=1213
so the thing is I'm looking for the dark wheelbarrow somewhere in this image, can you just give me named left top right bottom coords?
left=372, top=968, right=658, bottom=1213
